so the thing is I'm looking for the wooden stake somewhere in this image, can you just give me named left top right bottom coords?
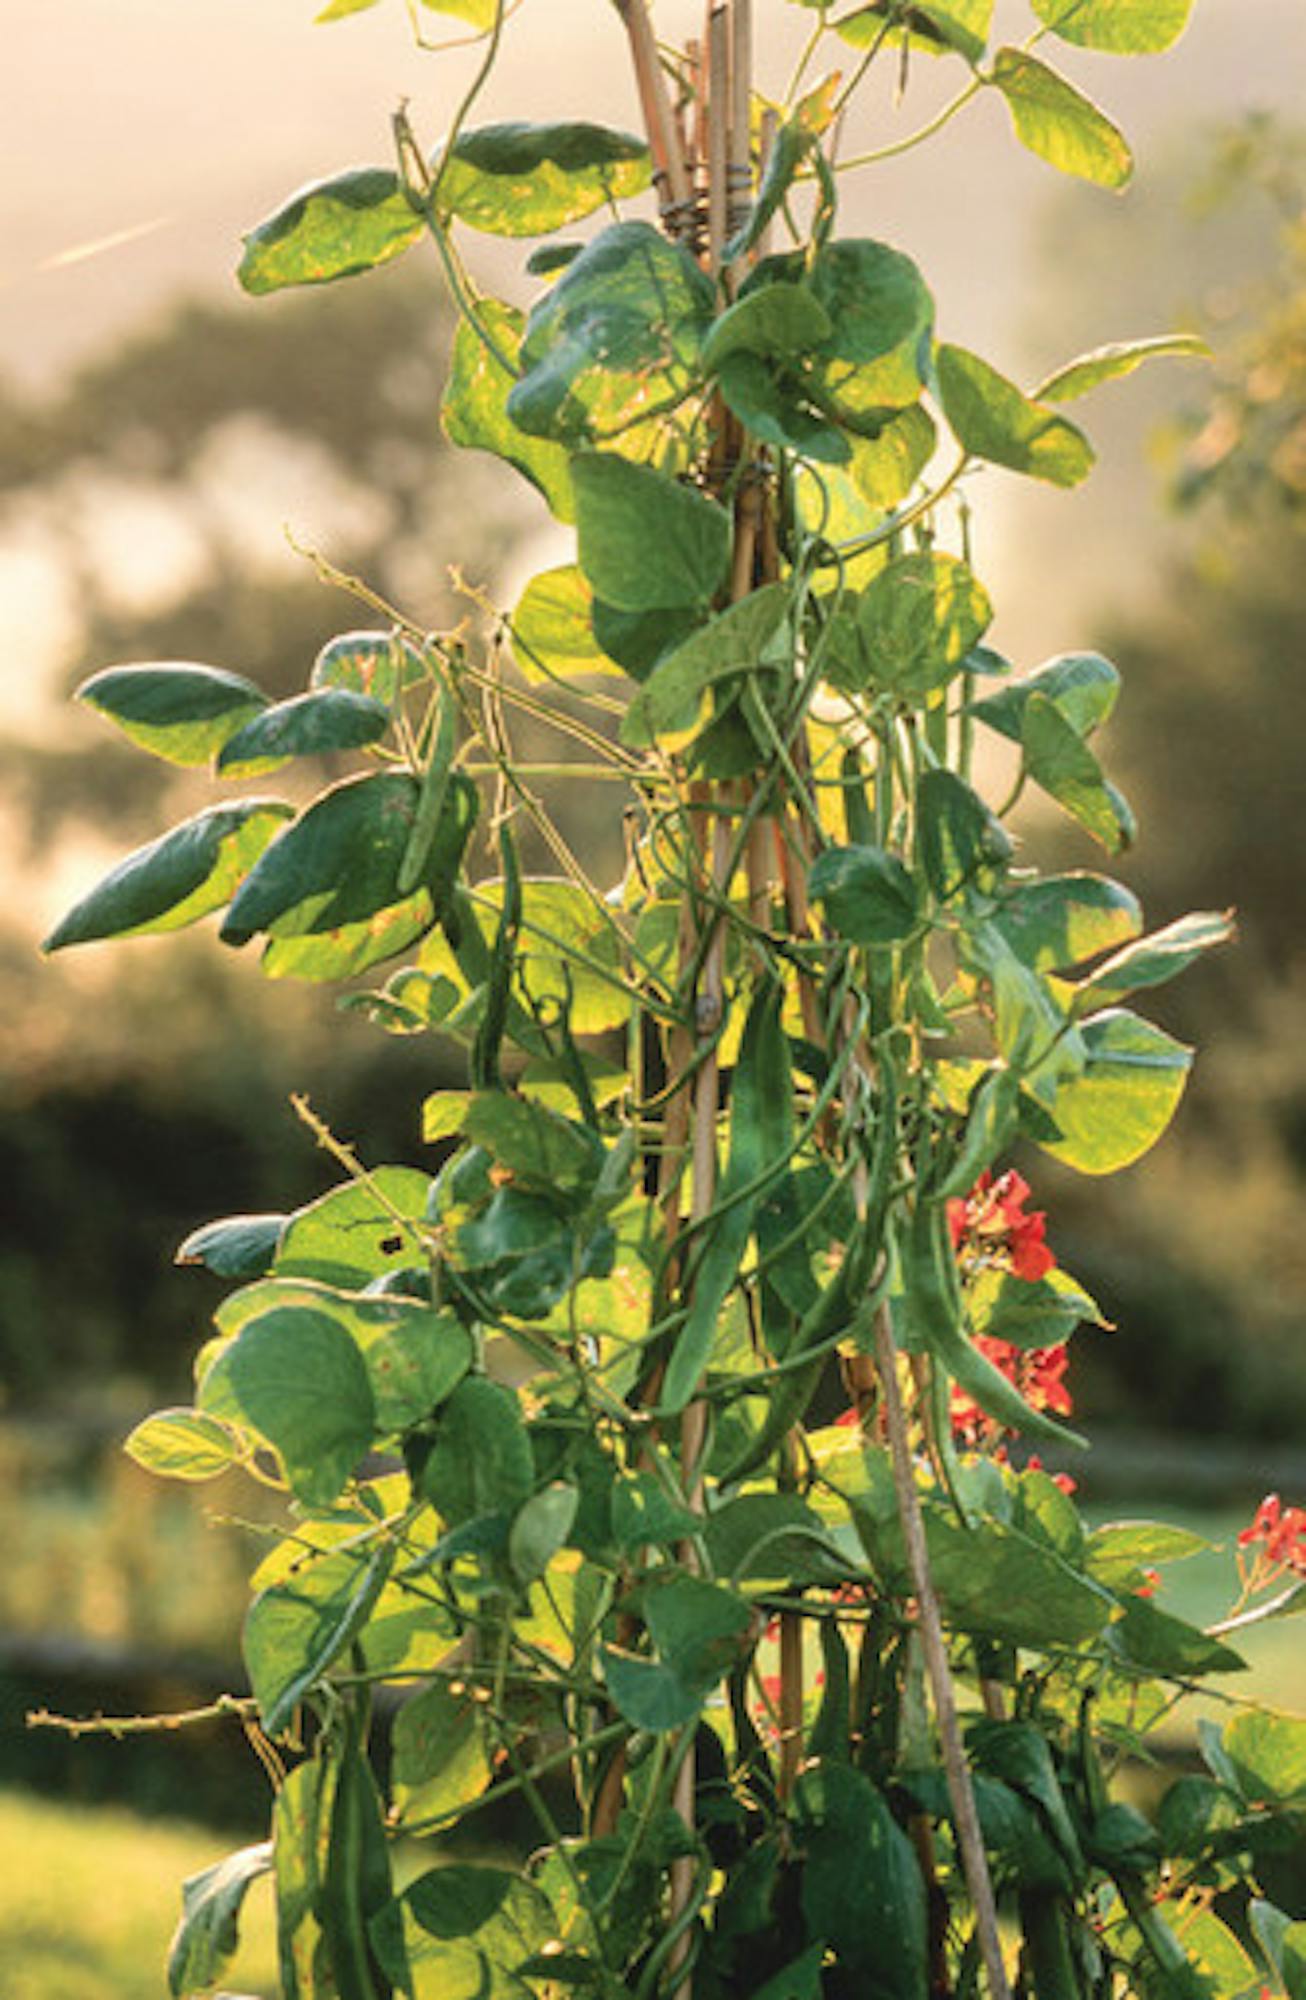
left=871, top=1297, right=1014, bottom=2000
left=728, top=0, right=753, bottom=239
left=706, top=6, right=730, bottom=270
left=611, top=0, right=695, bottom=237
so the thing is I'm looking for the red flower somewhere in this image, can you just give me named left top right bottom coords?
left=948, top=1170, right=1056, bottom=1283
left=1239, top=1494, right=1306, bottom=1576
left=950, top=1335, right=1073, bottom=1447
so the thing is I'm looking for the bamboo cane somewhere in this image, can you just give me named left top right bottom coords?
left=871, top=1293, right=1014, bottom=2000
left=611, top=0, right=696, bottom=238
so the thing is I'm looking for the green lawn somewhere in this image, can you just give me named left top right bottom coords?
left=1087, top=1501, right=1306, bottom=1720
left=0, top=1789, right=278, bottom=2000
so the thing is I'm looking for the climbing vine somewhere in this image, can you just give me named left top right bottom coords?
left=36, top=4, right=1306, bottom=1998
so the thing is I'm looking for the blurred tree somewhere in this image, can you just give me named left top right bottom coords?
left=0, top=262, right=545, bottom=1405
left=1018, top=117, right=1306, bottom=1444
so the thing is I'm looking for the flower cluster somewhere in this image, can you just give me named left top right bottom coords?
left=947, top=1168, right=1055, bottom=1281
left=946, top=1171, right=1070, bottom=1458
left=1237, top=1493, right=1306, bottom=1596
left=950, top=1339, right=1073, bottom=1447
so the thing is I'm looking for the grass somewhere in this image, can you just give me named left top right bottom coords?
left=1086, top=1499, right=1306, bottom=1721
left=0, top=1788, right=279, bottom=2000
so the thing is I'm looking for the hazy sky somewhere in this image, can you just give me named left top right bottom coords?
left=5, top=0, right=1304, bottom=390
left=2, top=0, right=1303, bottom=779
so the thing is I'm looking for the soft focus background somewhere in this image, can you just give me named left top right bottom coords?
left=3, top=2, right=1306, bottom=1991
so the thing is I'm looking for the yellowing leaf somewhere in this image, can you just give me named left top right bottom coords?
left=1031, top=0, right=1194, bottom=55
left=990, top=49, right=1133, bottom=188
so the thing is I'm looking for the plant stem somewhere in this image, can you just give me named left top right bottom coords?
left=871, top=1295, right=1013, bottom=2000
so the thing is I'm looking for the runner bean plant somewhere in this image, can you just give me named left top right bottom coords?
left=37, top=2, right=1306, bottom=1996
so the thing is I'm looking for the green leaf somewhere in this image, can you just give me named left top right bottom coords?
left=377, top=1867, right=554, bottom=1997
left=217, top=1277, right=473, bottom=1433
left=802, top=238, right=936, bottom=421
left=795, top=1763, right=929, bottom=2000
left=511, top=564, right=616, bottom=683
left=221, top=771, right=462, bottom=947
left=1021, top=694, right=1136, bottom=851
left=417, top=0, right=497, bottom=24
left=848, top=405, right=938, bottom=508
left=1222, top=1711, right=1306, bottom=1807
left=463, top=1091, right=601, bottom=1195
left=749, top=1946, right=827, bottom=2000
left=924, top=1515, right=1109, bottom=1647
left=906, top=1207, right=1085, bottom=1445
left=704, top=1492, right=849, bottom=1586
left=215, top=688, right=389, bottom=776
left=989, top=49, right=1133, bottom=187
left=200, top=1304, right=376, bottom=1506
left=902, top=1769, right=1073, bottom=1891
left=167, top=1842, right=272, bottom=1998
left=601, top=1648, right=704, bottom=1733
left=1035, top=332, right=1210, bottom=402
left=1085, top=1520, right=1211, bottom=1594
left=258, top=897, right=433, bottom=985
left=993, top=872, right=1142, bottom=972
left=1073, top=910, right=1235, bottom=1011
left=525, top=242, right=583, bottom=276
left=917, top=768, right=1012, bottom=900
left=175, top=1212, right=283, bottom=1278
left=439, top=121, right=650, bottom=237
left=272, top=1759, right=332, bottom=1998
left=352, top=968, right=461, bottom=1039
left=1180, top=1908, right=1262, bottom=2000
left=509, top=221, right=713, bottom=444
left=571, top=451, right=731, bottom=612
left=311, top=628, right=427, bottom=703
left=1254, top=1907, right=1306, bottom=2000
left=509, top=1482, right=580, bottom=1583
left=611, top=1475, right=702, bottom=1553
left=972, top=651, right=1120, bottom=741
left=1110, top=1596, right=1246, bottom=1677
left=966, top=1719, right=1086, bottom=1879
left=702, top=283, right=833, bottom=373
left=274, top=1167, right=431, bottom=1291
left=969, top=1268, right=1106, bottom=1349
left=244, top=1544, right=391, bottom=1735
left=419, top=1377, right=534, bottom=1526
left=238, top=167, right=422, bottom=294
left=936, top=342, right=1096, bottom=485
left=604, top=1580, right=753, bottom=1731
left=715, top=351, right=852, bottom=464
left=1156, top=1776, right=1240, bottom=1858
left=590, top=599, right=701, bottom=681
left=511, top=875, right=630, bottom=1036
left=124, top=1408, right=242, bottom=1483
left=966, top=921, right=1084, bottom=1084
left=442, top=297, right=575, bottom=521
left=391, top=1679, right=492, bottom=1828
left=1031, top=0, right=1195, bottom=55
left=77, top=662, right=268, bottom=766
left=851, top=550, right=992, bottom=697
left=43, top=801, right=293, bottom=952
left=622, top=583, right=790, bottom=746
left=809, top=843, right=920, bottom=945
left=1035, top=1007, right=1192, bottom=1175
left=738, top=240, right=934, bottom=429
left=830, top=0, right=993, bottom=61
